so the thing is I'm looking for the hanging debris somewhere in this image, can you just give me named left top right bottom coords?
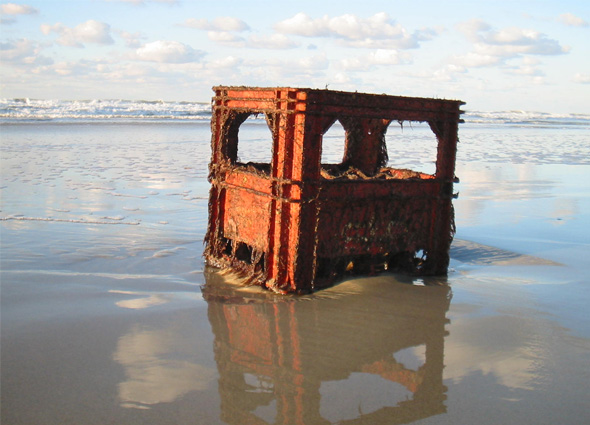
left=204, top=86, right=464, bottom=294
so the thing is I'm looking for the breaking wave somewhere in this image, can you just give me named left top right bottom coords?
left=0, top=98, right=212, bottom=122
left=1, top=98, right=589, bottom=128
left=463, top=110, right=590, bottom=127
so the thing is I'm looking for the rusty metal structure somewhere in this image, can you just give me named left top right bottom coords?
left=205, top=86, right=464, bottom=294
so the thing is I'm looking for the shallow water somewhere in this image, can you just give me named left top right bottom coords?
left=1, top=122, right=589, bottom=424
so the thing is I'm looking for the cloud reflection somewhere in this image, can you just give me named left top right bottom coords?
left=114, top=292, right=172, bottom=309
left=113, top=324, right=216, bottom=409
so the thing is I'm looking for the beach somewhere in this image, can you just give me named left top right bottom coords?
left=1, top=116, right=589, bottom=424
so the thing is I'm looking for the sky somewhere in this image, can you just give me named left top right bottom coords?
left=1, top=0, right=589, bottom=113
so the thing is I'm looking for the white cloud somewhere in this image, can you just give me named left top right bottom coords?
left=97, top=62, right=168, bottom=83
left=206, top=56, right=242, bottom=69
left=275, top=12, right=438, bottom=49
left=51, top=61, right=90, bottom=76
left=135, top=40, right=204, bottom=63
left=41, top=20, right=114, bottom=47
left=573, top=73, right=590, bottom=84
left=522, top=56, right=540, bottom=66
left=340, top=49, right=411, bottom=70
left=116, top=30, right=146, bottom=48
left=206, top=31, right=245, bottom=46
left=1, top=2, right=37, bottom=24
left=238, top=52, right=330, bottom=82
left=182, top=16, right=249, bottom=32
left=333, top=72, right=351, bottom=84
left=24, top=59, right=97, bottom=78
left=505, top=65, right=544, bottom=77
left=454, top=19, right=569, bottom=69
left=0, top=38, right=53, bottom=66
left=339, top=57, right=366, bottom=71
left=456, top=19, right=491, bottom=41
left=481, top=27, right=568, bottom=55
left=485, top=27, right=541, bottom=44
left=432, top=64, right=467, bottom=82
left=558, top=13, right=589, bottom=28
left=182, top=16, right=250, bottom=46
left=298, top=52, right=329, bottom=70
left=451, top=52, right=502, bottom=68
left=274, top=12, right=329, bottom=37
left=0, top=3, right=38, bottom=15
left=367, top=49, right=407, bottom=65
left=1, top=38, right=35, bottom=60
left=344, top=37, right=413, bottom=49
left=185, top=17, right=299, bottom=49
left=248, top=33, right=299, bottom=49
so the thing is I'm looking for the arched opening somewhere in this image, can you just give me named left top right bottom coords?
left=320, top=120, right=347, bottom=177
left=235, top=114, right=274, bottom=174
left=385, top=121, right=439, bottom=177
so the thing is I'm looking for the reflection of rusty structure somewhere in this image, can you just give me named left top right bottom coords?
left=205, top=87, right=464, bottom=293
left=203, top=271, right=450, bottom=425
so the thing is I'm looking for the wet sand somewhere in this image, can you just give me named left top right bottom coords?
left=1, top=122, right=589, bottom=424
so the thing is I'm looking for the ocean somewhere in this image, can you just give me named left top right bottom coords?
left=1, top=98, right=589, bottom=424
left=2, top=97, right=590, bottom=127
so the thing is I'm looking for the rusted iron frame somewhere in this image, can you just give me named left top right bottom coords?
left=205, top=87, right=464, bottom=293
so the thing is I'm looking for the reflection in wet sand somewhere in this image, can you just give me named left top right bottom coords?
left=202, top=269, right=451, bottom=425
left=451, top=239, right=562, bottom=266
left=443, top=314, right=542, bottom=391
left=110, top=290, right=173, bottom=309
left=113, top=324, right=216, bottom=410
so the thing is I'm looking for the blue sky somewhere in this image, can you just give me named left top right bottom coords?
left=1, top=0, right=589, bottom=112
